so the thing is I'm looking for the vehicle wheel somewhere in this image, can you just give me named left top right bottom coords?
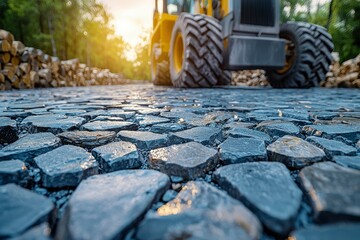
left=151, top=46, right=171, bottom=86
left=169, top=13, right=226, bottom=88
left=217, top=70, right=232, bottom=85
left=267, top=22, right=334, bottom=88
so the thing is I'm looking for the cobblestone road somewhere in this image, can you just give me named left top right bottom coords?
left=0, top=84, right=359, bottom=239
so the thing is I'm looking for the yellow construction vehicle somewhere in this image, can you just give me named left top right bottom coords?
left=150, top=0, right=333, bottom=88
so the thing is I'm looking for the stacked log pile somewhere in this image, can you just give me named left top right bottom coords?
left=323, top=53, right=360, bottom=88
left=0, top=29, right=125, bottom=91
left=231, top=70, right=269, bottom=87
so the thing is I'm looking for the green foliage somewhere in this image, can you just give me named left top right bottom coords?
left=280, top=0, right=360, bottom=62
left=0, top=0, right=150, bottom=80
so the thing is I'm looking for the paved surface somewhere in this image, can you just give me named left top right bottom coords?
left=0, top=84, right=359, bottom=239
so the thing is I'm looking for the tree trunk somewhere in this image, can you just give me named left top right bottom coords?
left=326, top=0, right=334, bottom=30
left=48, top=16, right=57, bottom=57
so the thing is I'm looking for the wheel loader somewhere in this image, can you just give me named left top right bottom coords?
left=150, top=0, right=334, bottom=88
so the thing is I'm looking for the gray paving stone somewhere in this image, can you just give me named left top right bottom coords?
left=0, top=184, right=54, bottom=238
left=290, top=223, right=360, bottom=240
left=21, top=114, right=85, bottom=133
left=11, top=223, right=51, bottom=240
left=160, top=111, right=200, bottom=122
left=310, top=111, right=339, bottom=120
left=137, top=107, right=165, bottom=115
left=219, top=137, right=267, bottom=164
left=214, top=162, right=302, bottom=235
left=306, top=136, right=357, bottom=157
left=0, top=160, right=27, bottom=185
left=267, top=135, right=326, bottom=168
left=149, top=142, right=218, bottom=179
left=0, top=111, right=30, bottom=118
left=302, top=124, right=360, bottom=142
left=107, top=109, right=136, bottom=119
left=137, top=115, right=170, bottom=127
left=8, top=102, right=45, bottom=110
left=56, top=170, right=170, bottom=240
left=92, top=141, right=141, bottom=172
left=92, top=116, right=124, bottom=121
left=333, top=155, right=360, bottom=170
left=223, top=121, right=255, bottom=130
left=49, top=109, right=87, bottom=116
left=150, top=123, right=187, bottom=133
left=136, top=181, right=262, bottom=240
left=0, top=133, right=61, bottom=162
left=169, top=127, right=223, bottom=146
left=0, top=117, right=18, bottom=144
left=57, top=130, right=116, bottom=148
left=81, top=121, right=138, bottom=131
left=228, top=127, right=271, bottom=143
left=117, top=130, right=168, bottom=150
left=255, top=121, right=300, bottom=138
left=34, top=145, right=99, bottom=188
left=299, top=162, right=360, bottom=223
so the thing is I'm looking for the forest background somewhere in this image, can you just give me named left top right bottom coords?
left=0, top=0, right=359, bottom=80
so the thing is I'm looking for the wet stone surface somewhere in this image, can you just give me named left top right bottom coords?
left=92, top=141, right=141, bottom=172
left=81, top=120, right=138, bottom=131
left=290, top=223, right=360, bottom=240
left=0, top=160, right=28, bottom=185
left=0, top=85, right=359, bottom=239
left=169, top=126, right=223, bottom=146
left=136, top=181, right=262, bottom=240
left=150, top=122, right=187, bottom=133
left=21, top=114, right=86, bottom=133
left=306, top=136, right=357, bottom=157
left=267, top=135, right=326, bottom=168
left=214, top=162, right=302, bottom=235
left=117, top=130, right=168, bottom=150
left=228, top=127, right=271, bottom=143
left=57, top=130, right=116, bottom=149
left=0, top=184, right=54, bottom=238
left=299, top=162, right=360, bottom=223
left=34, top=145, right=99, bottom=188
left=149, top=142, right=218, bottom=180
left=333, top=155, right=360, bottom=170
left=255, top=121, right=300, bottom=138
left=219, top=137, right=267, bottom=164
left=0, top=133, right=61, bottom=162
left=302, top=124, right=360, bottom=143
left=56, top=170, right=169, bottom=240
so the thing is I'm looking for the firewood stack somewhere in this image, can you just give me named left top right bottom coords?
left=323, top=53, right=360, bottom=88
left=0, top=29, right=125, bottom=91
left=231, top=70, right=269, bottom=87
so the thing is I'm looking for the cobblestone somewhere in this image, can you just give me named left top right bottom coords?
left=0, top=84, right=359, bottom=239
left=34, top=145, right=98, bottom=188
left=298, top=162, right=360, bottom=223
left=0, top=160, right=28, bottom=185
left=92, top=141, right=141, bottom=172
left=214, top=162, right=302, bottom=235
left=149, top=142, right=218, bottom=179
left=0, top=184, right=54, bottom=238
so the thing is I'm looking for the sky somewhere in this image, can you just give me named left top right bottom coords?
left=98, top=0, right=154, bottom=47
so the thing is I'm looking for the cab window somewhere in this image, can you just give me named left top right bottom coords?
left=167, top=0, right=183, bottom=14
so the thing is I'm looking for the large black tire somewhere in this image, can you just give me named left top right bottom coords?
left=151, top=45, right=171, bottom=86
left=153, top=61, right=171, bottom=86
left=169, top=13, right=227, bottom=88
left=217, top=70, right=232, bottom=85
left=267, top=22, right=334, bottom=88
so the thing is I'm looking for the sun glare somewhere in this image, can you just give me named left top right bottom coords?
left=98, top=0, right=153, bottom=60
